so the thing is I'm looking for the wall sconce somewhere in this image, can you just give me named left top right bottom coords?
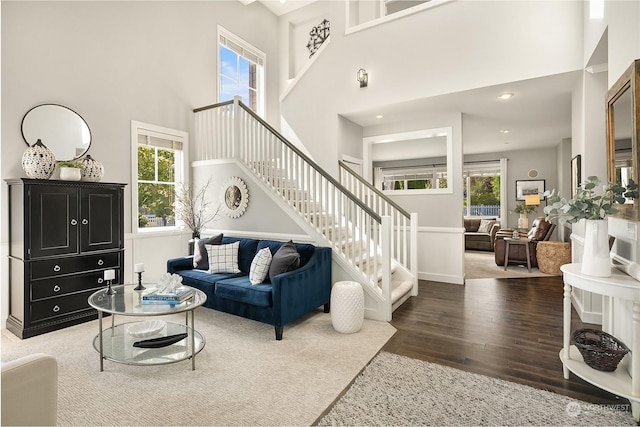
left=357, top=68, right=368, bottom=88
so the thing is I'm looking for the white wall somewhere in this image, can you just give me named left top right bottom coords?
left=279, top=0, right=584, bottom=175
left=1, top=1, right=281, bottom=329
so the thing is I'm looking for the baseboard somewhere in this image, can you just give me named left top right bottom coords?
left=571, top=292, right=602, bottom=325
left=418, top=272, right=464, bottom=285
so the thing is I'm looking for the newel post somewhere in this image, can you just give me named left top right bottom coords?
left=410, top=212, right=419, bottom=296
left=381, top=215, right=392, bottom=321
left=233, top=95, right=242, bottom=159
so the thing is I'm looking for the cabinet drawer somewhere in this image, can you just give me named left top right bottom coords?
left=31, top=253, right=120, bottom=279
left=31, top=271, right=108, bottom=301
left=30, top=290, right=96, bottom=323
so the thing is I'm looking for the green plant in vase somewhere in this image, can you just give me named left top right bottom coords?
left=543, top=176, right=637, bottom=224
left=56, top=160, right=85, bottom=181
left=543, top=175, right=637, bottom=277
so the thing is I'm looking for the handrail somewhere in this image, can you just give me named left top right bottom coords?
left=237, top=102, right=381, bottom=223
left=338, top=160, right=410, bottom=218
left=193, top=100, right=234, bottom=113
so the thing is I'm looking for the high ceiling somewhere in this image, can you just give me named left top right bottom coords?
left=241, top=0, right=586, bottom=159
left=241, top=0, right=316, bottom=16
left=341, top=71, right=582, bottom=157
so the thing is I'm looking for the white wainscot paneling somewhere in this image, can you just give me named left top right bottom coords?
left=125, top=232, right=191, bottom=285
left=417, top=226, right=464, bottom=285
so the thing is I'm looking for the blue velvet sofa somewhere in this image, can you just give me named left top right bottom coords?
left=167, top=236, right=332, bottom=340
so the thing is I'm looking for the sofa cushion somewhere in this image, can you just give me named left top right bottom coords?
left=171, top=269, right=241, bottom=295
left=269, top=241, right=300, bottom=282
left=529, top=220, right=551, bottom=241
left=464, top=219, right=480, bottom=232
left=207, top=241, right=241, bottom=274
left=249, top=247, right=272, bottom=285
left=256, top=240, right=316, bottom=268
left=215, top=276, right=273, bottom=307
left=221, top=237, right=259, bottom=273
left=294, top=243, right=315, bottom=267
left=194, top=233, right=223, bottom=270
left=477, top=219, right=495, bottom=234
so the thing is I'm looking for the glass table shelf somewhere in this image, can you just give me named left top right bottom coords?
left=92, top=321, right=205, bottom=366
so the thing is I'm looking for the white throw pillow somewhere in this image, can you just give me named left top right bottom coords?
left=206, top=241, right=241, bottom=274
left=477, top=219, right=495, bottom=234
left=249, top=247, right=273, bottom=285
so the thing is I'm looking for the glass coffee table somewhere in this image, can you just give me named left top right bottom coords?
left=88, top=284, right=207, bottom=371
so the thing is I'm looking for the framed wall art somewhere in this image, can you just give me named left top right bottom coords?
left=515, top=179, right=545, bottom=202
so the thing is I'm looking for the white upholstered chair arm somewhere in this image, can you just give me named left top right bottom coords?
left=1, top=353, right=58, bottom=426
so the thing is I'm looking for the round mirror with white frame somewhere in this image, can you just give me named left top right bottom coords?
left=21, top=104, right=92, bottom=161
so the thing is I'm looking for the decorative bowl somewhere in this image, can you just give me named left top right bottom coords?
left=127, top=320, right=166, bottom=338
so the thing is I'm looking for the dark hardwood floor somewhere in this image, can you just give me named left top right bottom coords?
left=383, top=277, right=629, bottom=407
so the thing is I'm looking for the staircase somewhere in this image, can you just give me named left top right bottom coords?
left=193, top=97, right=418, bottom=321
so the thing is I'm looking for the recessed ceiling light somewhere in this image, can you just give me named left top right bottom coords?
left=376, top=115, right=383, bottom=119
left=498, top=93, right=514, bottom=100
left=500, top=129, right=510, bottom=134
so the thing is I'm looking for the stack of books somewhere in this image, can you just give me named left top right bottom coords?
left=141, top=287, right=194, bottom=305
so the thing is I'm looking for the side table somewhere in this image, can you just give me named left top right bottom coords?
left=503, top=237, right=531, bottom=272
left=537, top=241, right=571, bottom=275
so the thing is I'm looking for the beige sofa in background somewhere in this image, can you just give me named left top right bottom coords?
left=1, top=353, right=58, bottom=426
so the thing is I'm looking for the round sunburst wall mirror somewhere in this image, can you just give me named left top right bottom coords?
left=221, top=176, right=249, bottom=218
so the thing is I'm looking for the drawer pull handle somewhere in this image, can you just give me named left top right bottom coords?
left=53, top=285, right=61, bottom=292
left=82, top=218, right=89, bottom=225
left=98, top=278, right=104, bottom=284
left=53, top=265, right=61, bottom=272
left=70, top=219, right=78, bottom=226
left=98, top=259, right=104, bottom=266
left=53, top=305, right=60, bottom=313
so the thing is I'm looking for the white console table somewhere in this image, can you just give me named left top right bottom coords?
left=560, top=263, right=640, bottom=420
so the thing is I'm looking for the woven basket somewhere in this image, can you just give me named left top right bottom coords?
left=572, top=329, right=630, bottom=372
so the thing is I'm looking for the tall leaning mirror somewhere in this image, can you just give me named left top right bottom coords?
left=607, top=59, right=640, bottom=220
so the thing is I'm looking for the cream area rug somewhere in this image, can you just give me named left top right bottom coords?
left=464, top=250, right=555, bottom=280
left=319, top=352, right=635, bottom=426
left=1, top=308, right=395, bottom=426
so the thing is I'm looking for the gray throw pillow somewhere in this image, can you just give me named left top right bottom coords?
left=194, top=233, right=223, bottom=270
left=477, top=219, right=495, bottom=234
left=268, top=240, right=300, bottom=282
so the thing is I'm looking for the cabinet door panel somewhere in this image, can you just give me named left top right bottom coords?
left=81, top=188, right=121, bottom=252
left=29, top=185, right=78, bottom=258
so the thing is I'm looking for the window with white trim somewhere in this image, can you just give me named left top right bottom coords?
left=131, top=121, right=188, bottom=232
left=379, top=166, right=448, bottom=191
left=463, top=162, right=501, bottom=218
left=218, top=26, right=265, bottom=115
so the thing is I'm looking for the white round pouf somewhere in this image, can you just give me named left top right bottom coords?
left=331, top=281, right=364, bottom=334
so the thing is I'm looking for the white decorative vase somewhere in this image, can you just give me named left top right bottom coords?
left=517, top=213, right=528, bottom=230
left=581, top=219, right=611, bottom=277
left=59, top=167, right=82, bottom=181
left=80, top=155, right=104, bottom=182
left=21, top=139, right=56, bottom=179
left=331, top=281, right=364, bottom=334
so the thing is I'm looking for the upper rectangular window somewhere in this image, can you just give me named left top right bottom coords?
left=218, top=26, right=265, bottom=115
left=131, top=121, right=188, bottom=233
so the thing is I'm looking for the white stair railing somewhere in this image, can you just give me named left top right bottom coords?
left=339, top=161, right=418, bottom=295
left=194, top=98, right=393, bottom=302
